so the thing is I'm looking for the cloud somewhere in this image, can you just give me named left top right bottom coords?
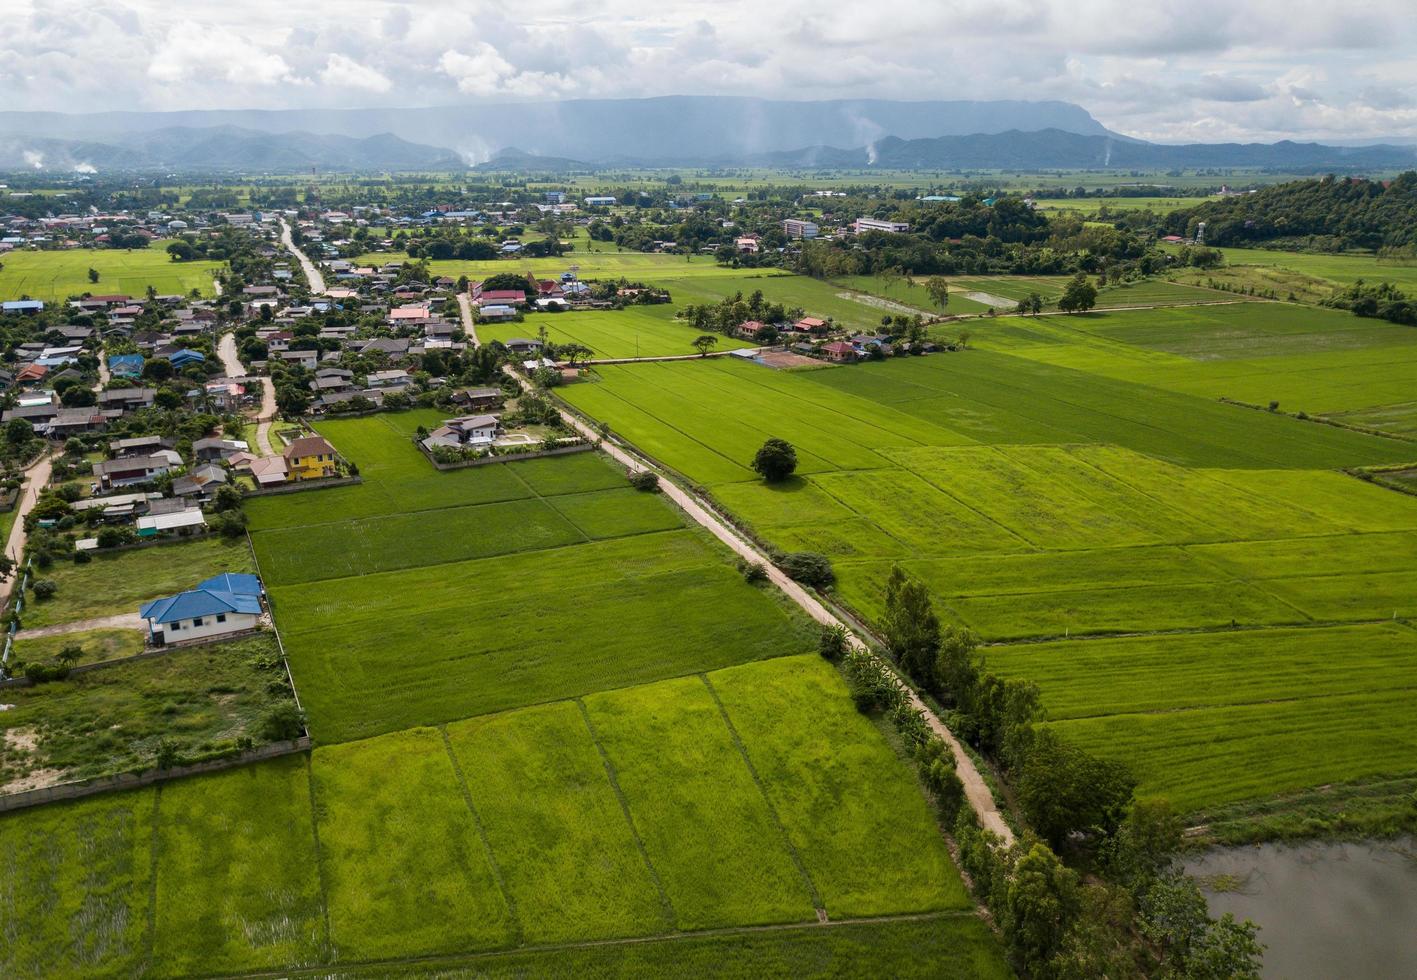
left=0, top=0, right=1413, bottom=141
left=321, top=54, right=392, bottom=93
left=147, top=21, right=297, bottom=86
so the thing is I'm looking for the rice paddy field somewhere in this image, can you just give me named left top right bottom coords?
left=0, top=656, right=1001, bottom=978
left=0, top=242, right=224, bottom=303
left=559, top=319, right=1417, bottom=815
left=247, top=412, right=815, bottom=744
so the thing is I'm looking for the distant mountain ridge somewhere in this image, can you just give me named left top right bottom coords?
left=0, top=126, right=463, bottom=172
left=0, top=96, right=1118, bottom=163
left=1, top=98, right=1413, bottom=173
left=749, top=130, right=1417, bottom=171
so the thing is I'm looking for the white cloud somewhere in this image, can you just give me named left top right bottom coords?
left=321, top=53, right=392, bottom=93
left=147, top=21, right=297, bottom=86
left=0, top=0, right=1413, bottom=141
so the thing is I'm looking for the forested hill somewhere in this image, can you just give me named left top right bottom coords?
left=1164, top=172, right=1417, bottom=250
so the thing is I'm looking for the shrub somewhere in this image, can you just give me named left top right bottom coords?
left=740, top=560, right=768, bottom=583
left=257, top=701, right=306, bottom=742
left=23, top=662, right=70, bottom=684
left=818, top=624, right=849, bottom=662
left=842, top=648, right=903, bottom=715
left=628, top=469, right=660, bottom=492
left=31, top=579, right=57, bottom=600
left=776, top=551, right=834, bottom=588
left=73, top=549, right=91, bottom=564
left=154, top=739, right=182, bottom=770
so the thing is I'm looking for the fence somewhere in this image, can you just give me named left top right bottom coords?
left=0, top=737, right=312, bottom=813
left=416, top=441, right=592, bottom=471
left=244, top=475, right=362, bottom=497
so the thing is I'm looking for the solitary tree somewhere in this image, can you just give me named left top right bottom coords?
left=1058, top=273, right=1098, bottom=314
left=87, top=267, right=100, bottom=284
left=692, top=334, right=719, bottom=357
left=925, top=276, right=950, bottom=313
left=751, top=437, right=797, bottom=482
left=56, top=645, right=83, bottom=667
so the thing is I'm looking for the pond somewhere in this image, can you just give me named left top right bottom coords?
left=1185, top=838, right=1417, bottom=978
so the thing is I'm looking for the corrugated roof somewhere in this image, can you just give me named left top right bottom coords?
left=140, top=587, right=261, bottom=624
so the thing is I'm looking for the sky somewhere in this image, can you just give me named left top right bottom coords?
left=4, top=0, right=1416, bottom=143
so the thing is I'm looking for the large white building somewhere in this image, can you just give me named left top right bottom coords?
left=783, top=218, right=820, bottom=239
left=853, top=217, right=910, bottom=234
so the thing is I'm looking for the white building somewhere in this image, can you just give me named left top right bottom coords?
left=139, top=573, right=263, bottom=644
left=783, top=219, right=820, bottom=239
left=853, top=218, right=910, bottom=234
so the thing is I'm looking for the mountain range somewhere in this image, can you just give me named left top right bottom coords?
left=0, top=97, right=1413, bottom=174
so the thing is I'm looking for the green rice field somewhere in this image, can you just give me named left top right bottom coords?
left=558, top=317, right=1417, bottom=815
left=0, top=242, right=223, bottom=303
left=0, top=656, right=995, bottom=977
left=248, top=413, right=814, bottom=743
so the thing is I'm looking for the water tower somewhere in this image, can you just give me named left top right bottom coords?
left=1195, top=221, right=1206, bottom=245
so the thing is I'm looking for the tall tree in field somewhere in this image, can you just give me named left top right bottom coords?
left=751, top=437, right=797, bottom=482
left=692, top=334, right=719, bottom=356
left=925, top=276, right=950, bottom=313
left=87, top=268, right=99, bottom=284
left=882, top=565, right=941, bottom=684
left=1058, top=273, right=1097, bottom=313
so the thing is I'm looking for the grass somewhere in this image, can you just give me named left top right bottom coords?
left=0, top=635, right=297, bottom=791
left=0, top=241, right=224, bottom=303
left=446, top=701, right=668, bottom=943
left=311, top=728, right=517, bottom=961
left=584, top=676, right=818, bottom=929
left=20, top=537, right=256, bottom=629
left=479, top=305, right=752, bottom=359
left=712, top=656, right=970, bottom=917
left=325, top=915, right=1012, bottom=979
left=152, top=757, right=327, bottom=975
left=0, top=788, right=156, bottom=978
left=248, top=414, right=813, bottom=744
left=272, top=530, right=812, bottom=744
left=12, top=627, right=145, bottom=666
left=0, top=655, right=997, bottom=974
left=557, top=315, right=1417, bottom=818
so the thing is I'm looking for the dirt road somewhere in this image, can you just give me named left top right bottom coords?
left=455, top=292, right=480, bottom=347
left=217, top=333, right=277, bottom=456
left=0, top=452, right=53, bottom=608
left=503, top=364, right=1013, bottom=843
left=16, top=612, right=144, bottom=640
left=279, top=218, right=326, bottom=294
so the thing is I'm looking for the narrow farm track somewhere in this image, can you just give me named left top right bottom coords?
left=0, top=450, right=53, bottom=606
left=502, top=364, right=1015, bottom=844
left=211, top=909, right=977, bottom=980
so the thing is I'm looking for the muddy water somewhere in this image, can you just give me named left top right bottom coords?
left=1185, top=838, right=1417, bottom=978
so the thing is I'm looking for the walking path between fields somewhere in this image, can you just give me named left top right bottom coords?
left=501, top=364, right=1014, bottom=844
left=16, top=613, right=144, bottom=640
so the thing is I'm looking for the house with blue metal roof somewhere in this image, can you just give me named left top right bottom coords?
left=108, top=353, right=145, bottom=379
left=139, top=573, right=264, bottom=644
left=167, top=349, right=206, bottom=369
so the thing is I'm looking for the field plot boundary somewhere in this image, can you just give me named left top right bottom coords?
left=212, top=909, right=982, bottom=980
